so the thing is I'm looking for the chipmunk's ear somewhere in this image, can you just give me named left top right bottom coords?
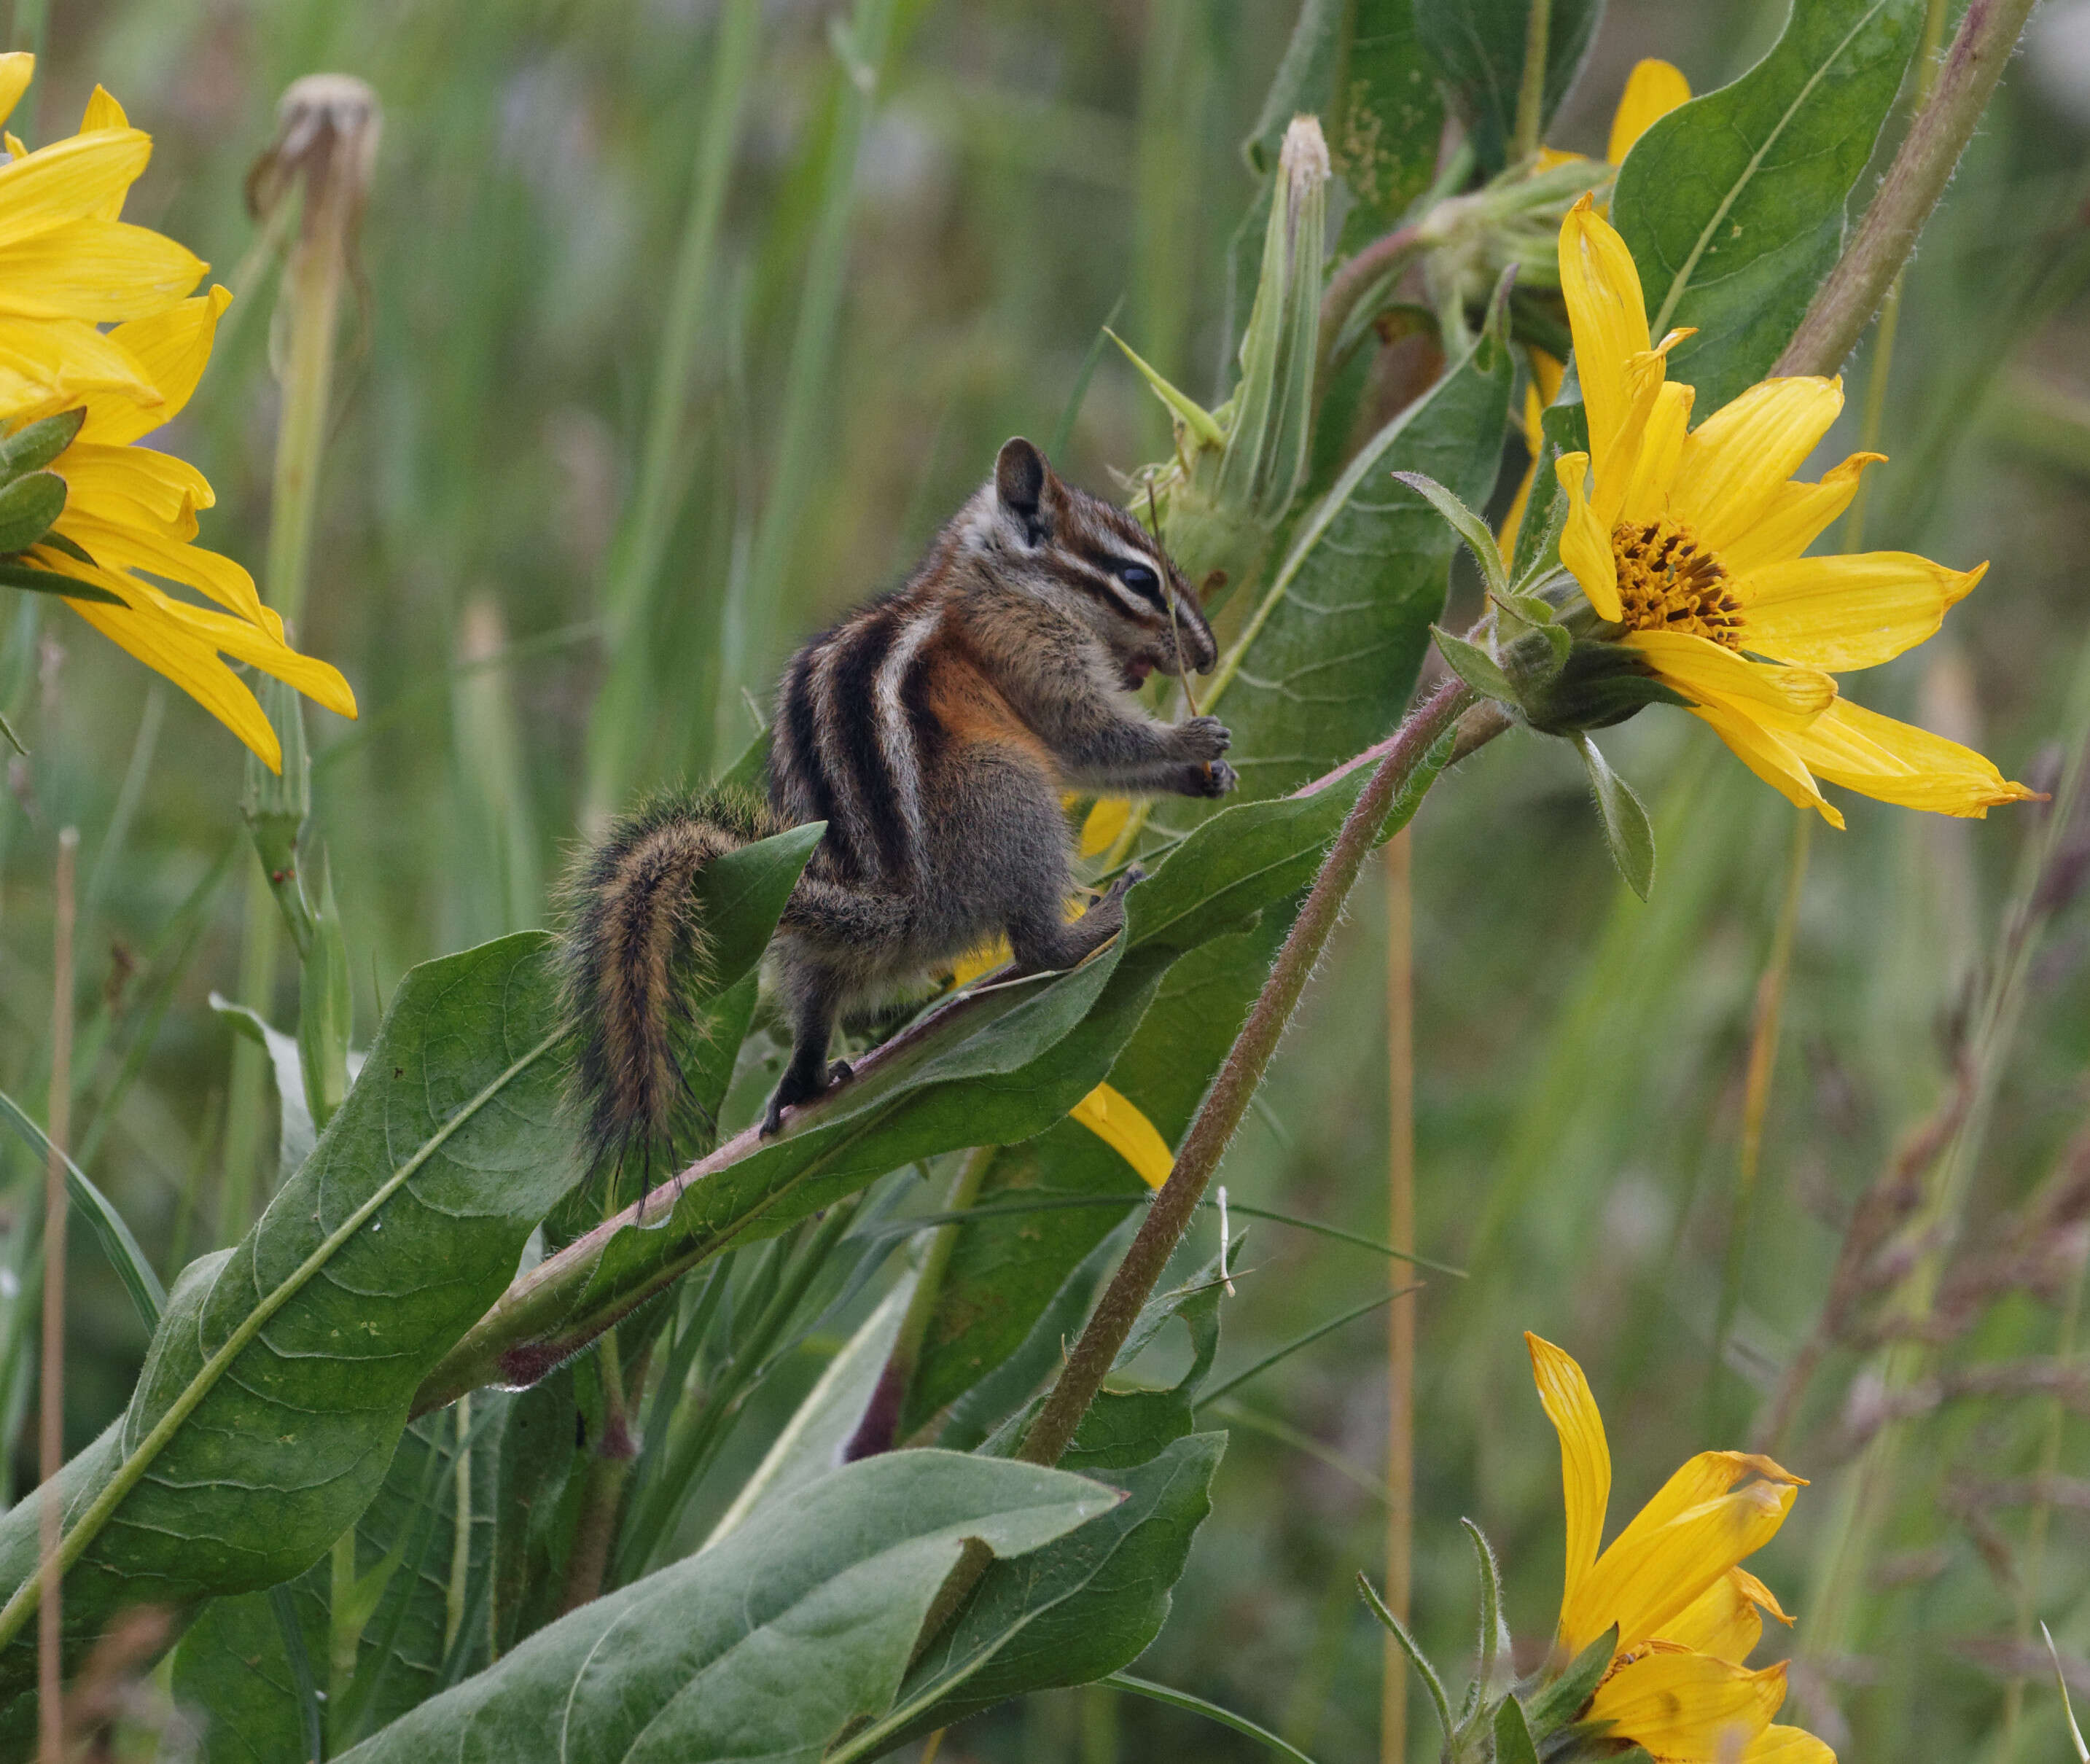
left=994, top=437, right=1050, bottom=543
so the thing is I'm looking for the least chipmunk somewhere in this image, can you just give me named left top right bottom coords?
left=562, top=437, right=1236, bottom=1169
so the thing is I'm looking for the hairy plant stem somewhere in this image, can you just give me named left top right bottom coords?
left=558, top=1326, right=642, bottom=1615
left=36, top=828, right=74, bottom=1764
left=1018, top=679, right=1479, bottom=1471
left=1774, top=0, right=2042, bottom=379
left=1380, top=829, right=1415, bottom=1764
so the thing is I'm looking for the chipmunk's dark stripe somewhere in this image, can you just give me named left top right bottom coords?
left=900, top=625, right=947, bottom=774
left=779, top=644, right=857, bottom=880
left=826, top=603, right=912, bottom=881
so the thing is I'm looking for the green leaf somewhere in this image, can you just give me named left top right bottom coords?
left=490, top=1365, right=584, bottom=1657
left=0, top=1088, right=164, bottom=1330
left=1510, top=393, right=1587, bottom=584
left=1432, top=625, right=1518, bottom=703
left=1574, top=733, right=1657, bottom=899
left=0, top=410, right=83, bottom=482
left=0, top=933, right=582, bottom=1717
left=0, top=472, right=65, bottom=556
left=1613, top=0, right=1921, bottom=409
left=1395, top=469, right=1508, bottom=596
left=2046, top=1622, right=2090, bottom=1763
left=1107, top=327, right=1227, bottom=449
left=1334, top=0, right=1446, bottom=251
left=1524, top=1623, right=1618, bottom=1738
left=0, top=709, right=20, bottom=757
left=1359, top=1571, right=1455, bottom=1741
left=876, top=1435, right=1224, bottom=1753
left=1414, top=0, right=1603, bottom=171
left=208, top=991, right=319, bottom=1179
left=0, top=560, right=118, bottom=604
left=1107, top=1674, right=1326, bottom=1763
left=1244, top=0, right=1342, bottom=174
left=1494, top=1689, right=1543, bottom=1764
left=330, top=1451, right=1115, bottom=1763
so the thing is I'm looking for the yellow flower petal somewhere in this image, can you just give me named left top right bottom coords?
left=949, top=936, right=1012, bottom=987
left=80, top=85, right=128, bottom=133
left=78, top=285, right=230, bottom=443
left=1558, top=198, right=1651, bottom=481
left=141, top=591, right=357, bottom=720
left=1607, top=59, right=1692, bottom=165
left=1080, top=797, right=1131, bottom=859
left=0, top=55, right=32, bottom=133
left=1717, top=453, right=1884, bottom=577
left=1570, top=1480, right=1798, bottom=1655
left=1670, top=376, right=1844, bottom=553
left=0, top=313, right=157, bottom=416
left=1734, top=553, right=1984, bottom=671
left=1616, top=378, right=1693, bottom=528
left=1787, top=699, right=2040, bottom=818
left=54, top=511, right=268, bottom=628
left=1626, top=629, right=1834, bottom=730
left=1525, top=1334, right=1613, bottom=1632
left=1744, top=1724, right=1837, bottom=1763
left=1687, top=702, right=1845, bottom=829
left=0, top=127, right=151, bottom=252
left=61, top=590, right=281, bottom=771
left=1659, top=1564, right=1793, bottom=1663
left=1497, top=351, right=1567, bottom=562
left=0, top=217, right=204, bottom=321
left=57, top=441, right=213, bottom=531
left=1555, top=450, right=1621, bottom=621
left=1069, top=1082, right=1174, bottom=1189
left=1587, top=1652, right=1787, bottom=1761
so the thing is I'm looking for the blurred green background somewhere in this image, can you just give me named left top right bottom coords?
left=1, top=0, right=2088, bottom=1757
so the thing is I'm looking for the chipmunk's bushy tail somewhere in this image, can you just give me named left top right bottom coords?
left=558, top=787, right=781, bottom=1174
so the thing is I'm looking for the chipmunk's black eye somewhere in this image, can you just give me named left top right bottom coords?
left=1115, top=562, right=1162, bottom=601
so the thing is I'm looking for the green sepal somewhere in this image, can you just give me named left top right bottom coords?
left=1393, top=470, right=1507, bottom=598
left=1431, top=625, right=1516, bottom=704
left=1493, top=1690, right=1542, bottom=1764
left=0, top=408, right=85, bottom=481
left=1574, top=734, right=1656, bottom=900
left=1524, top=1623, right=1618, bottom=1739
left=0, top=559, right=120, bottom=604
left=36, top=529, right=95, bottom=566
left=0, top=470, right=68, bottom=555
left=1107, top=329, right=1225, bottom=450
left=1522, top=640, right=1688, bottom=735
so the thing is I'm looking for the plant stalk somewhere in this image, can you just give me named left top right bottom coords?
left=1018, top=679, right=1478, bottom=1472
left=36, top=827, right=75, bottom=1764
left=1510, top=0, right=1552, bottom=164
left=1381, top=829, right=1415, bottom=1764
left=1774, top=0, right=2042, bottom=379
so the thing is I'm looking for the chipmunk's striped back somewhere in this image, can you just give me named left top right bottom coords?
left=562, top=436, right=1237, bottom=1168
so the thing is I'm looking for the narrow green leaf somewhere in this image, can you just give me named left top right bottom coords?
left=1393, top=469, right=1508, bottom=596
left=2046, top=1623, right=2090, bottom=1763
left=1048, top=295, right=1126, bottom=462
left=1198, top=1287, right=1409, bottom=1408
left=1359, top=1571, right=1456, bottom=1741
left=0, top=1088, right=163, bottom=1330
left=0, top=561, right=119, bottom=604
left=0, top=708, right=20, bottom=757
left=1432, top=625, right=1518, bottom=703
left=1107, top=1671, right=1327, bottom=1764
left=1613, top=0, right=1921, bottom=407
left=0, top=472, right=64, bottom=555
left=331, top=1452, right=1115, bottom=1762
left=1107, top=327, right=1226, bottom=448
left=0, top=410, right=84, bottom=481
left=208, top=991, right=316, bottom=1177
left=1574, top=733, right=1656, bottom=899
left=1494, top=1689, right=1543, bottom=1764
left=1524, top=1623, right=1618, bottom=1738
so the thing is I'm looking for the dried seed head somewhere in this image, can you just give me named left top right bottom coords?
left=246, top=73, right=382, bottom=245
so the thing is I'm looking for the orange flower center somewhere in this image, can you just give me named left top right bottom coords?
left=1611, top=518, right=1742, bottom=649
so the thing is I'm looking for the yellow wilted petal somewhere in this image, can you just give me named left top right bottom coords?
left=1616, top=378, right=1693, bottom=528
left=1607, top=59, right=1692, bottom=165
left=1525, top=1334, right=1612, bottom=1629
left=1626, top=629, right=1835, bottom=730
left=0, top=217, right=205, bottom=321
left=61, top=589, right=281, bottom=770
left=1587, top=1652, right=1786, bottom=1761
left=79, top=284, right=231, bottom=443
left=1660, top=1566, right=1777, bottom=1663
left=1734, top=553, right=1984, bottom=672
left=1558, top=198, right=1651, bottom=481
left=1718, top=453, right=1884, bottom=576
left=140, top=592, right=357, bottom=720
left=1069, top=1082, right=1174, bottom=1189
left=1080, top=797, right=1132, bottom=859
left=1787, top=699, right=2040, bottom=818
left=1745, top=1724, right=1838, bottom=1763
left=54, top=511, right=266, bottom=627
left=1555, top=451, right=1621, bottom=621
left=0, top=128, right=151, bottom=251
left=1497, top=351, right=1567, bottom=562
left=1669, top=377, right=1844, bottom=553
left=0, top=314, right=157, bottom=415
left=1687, top=703, right=1844, bottom=830
left=1572, top=1479, right=1798, bottom=1654
left=57, top=441, right=213, bottom=528
left=0, top=55, right=31, bottom=133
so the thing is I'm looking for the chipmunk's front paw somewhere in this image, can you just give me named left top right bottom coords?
left=1174, top=715, right=1232, bottom=763
left=1101, top=863, right=1147, bottom=905
left=1182, top=757, right=1239, bottom=798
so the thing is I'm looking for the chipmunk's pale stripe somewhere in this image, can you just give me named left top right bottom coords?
left=809, top=624, right=876, bottom=868
left=875, top=601, right=943, bottom=860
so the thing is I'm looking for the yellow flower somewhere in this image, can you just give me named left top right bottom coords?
left=1526, top=1333, right=1833, bottom=1764
left=0, top=69, right=354, bottom=770
left=1548, top=199, right=2034, bottom=827
left=1505, top=62, right=1689, bottom=560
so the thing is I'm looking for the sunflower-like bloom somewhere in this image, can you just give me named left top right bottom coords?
left=0, top=63, right=354, bottom=770
left=1526, top=1334, right=1833, bottom=1763
left=1549, top=199, right=2032, bottom=827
